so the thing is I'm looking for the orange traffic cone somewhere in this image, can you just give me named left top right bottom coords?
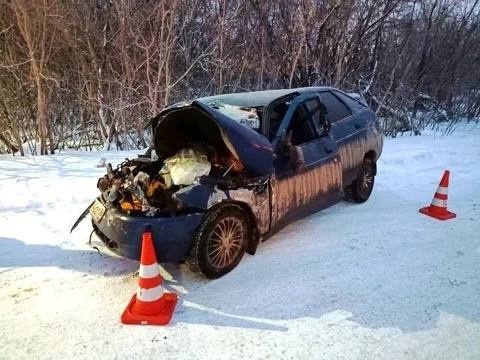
left=419, top=170, right=456, bottom=221
left=121, top=228, right=177, bottom=325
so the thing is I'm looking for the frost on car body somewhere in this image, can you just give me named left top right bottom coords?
left=76, top=86, right=383, bottom=278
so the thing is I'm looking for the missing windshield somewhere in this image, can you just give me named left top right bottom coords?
left=208, top=100, right=261, bottom=130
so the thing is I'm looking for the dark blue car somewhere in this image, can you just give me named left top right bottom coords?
left=86, top=87, right=383, bottom=278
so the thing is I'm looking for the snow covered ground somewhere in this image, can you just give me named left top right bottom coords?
left=0, top=124, right=479, bottom=360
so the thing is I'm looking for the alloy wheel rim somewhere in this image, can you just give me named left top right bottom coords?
left=207, top=216, right=244, bottom=268
left=360, top=169, right=373, bottom=194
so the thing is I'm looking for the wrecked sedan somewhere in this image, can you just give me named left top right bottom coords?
left=82, top=87, right=383, bottom=279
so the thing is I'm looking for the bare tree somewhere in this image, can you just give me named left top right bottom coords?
left=0, top=0, right=479, bottom=154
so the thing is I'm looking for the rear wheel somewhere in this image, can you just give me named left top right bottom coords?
left=187, top=204, right=248, bottom=279
left=345, top=158, right=375, bottom=203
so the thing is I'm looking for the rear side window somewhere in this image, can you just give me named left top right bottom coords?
left=332, top=91, right=366, bottom=112
left=319, top=91, right=352, bottom=123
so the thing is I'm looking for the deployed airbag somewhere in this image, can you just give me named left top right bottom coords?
left=164, top=147, right=211, bottom=186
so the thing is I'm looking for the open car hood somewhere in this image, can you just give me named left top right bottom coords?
left=152, top=101, right=274, bottom=177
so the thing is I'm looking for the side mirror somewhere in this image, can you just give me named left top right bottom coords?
left=289, top=145, right=305, bottom=171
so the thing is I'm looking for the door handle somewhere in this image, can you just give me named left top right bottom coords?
left=325, top=147, right=334, bottom=154
left=354, top=123, right=362, bottom=129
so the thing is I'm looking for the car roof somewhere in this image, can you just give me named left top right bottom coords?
left=196, top=86, right=333, bottom=108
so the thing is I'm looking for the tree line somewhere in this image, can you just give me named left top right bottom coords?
left=0, top=0, right=479, bottom=155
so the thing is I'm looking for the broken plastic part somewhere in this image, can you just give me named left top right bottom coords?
left=120, top=200, right=134, bottom=211
left=133, top=171, right=150, bottom=187
left=146, top=179, right=164, bottom=198
left=173, top=184, right=213, bottom=210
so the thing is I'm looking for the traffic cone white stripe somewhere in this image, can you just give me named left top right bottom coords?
left=436, top=186, right=448, bottom=195
left=419, top=170, right=456, bottom=221
left=431, top=197, right=446, bottom=207
left=121, top=229, right=178, bottom=325
left=139, top=263, right=160, bottom=278
left=137, top=285, right=164, bottom=302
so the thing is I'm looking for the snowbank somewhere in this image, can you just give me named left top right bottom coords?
left=0, top=124, right=479, bottom=359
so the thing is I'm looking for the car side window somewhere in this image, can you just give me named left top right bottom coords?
left=319, top=91, right=352, bottom=123
left=269, top=101, right=290, bottom=141
left=304, top=98, right=327, bottom=135
left=287, top=103, right=318, bottom=146
left=332, top=91, right=366, bottom=112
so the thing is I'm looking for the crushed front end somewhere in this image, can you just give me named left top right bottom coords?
left=87, top=101, right=274, bottom=263
left=90, top=149, right=243, bottom=262
left=91, top=194, right=203, bottom=262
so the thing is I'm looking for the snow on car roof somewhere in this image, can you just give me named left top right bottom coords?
left=196, top=86, right=331, bottom=107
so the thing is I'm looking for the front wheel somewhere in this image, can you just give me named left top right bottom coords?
left=345, top=158, right=375, bottom=203
left=187, top=204, right=248, bottom=279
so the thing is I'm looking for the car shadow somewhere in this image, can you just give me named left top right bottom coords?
left=0, top=236, right=286, bottom=331
left=0, top=237, right=138, bottom=277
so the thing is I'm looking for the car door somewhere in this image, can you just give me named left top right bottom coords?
left=319, top=90, right=368, bottom=186
left=270, top=92, right=342, bottom=228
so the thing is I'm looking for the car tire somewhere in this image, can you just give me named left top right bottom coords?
left=345, top=158, right=375, bottom=203
left=187, top=204, right=249, bottom=279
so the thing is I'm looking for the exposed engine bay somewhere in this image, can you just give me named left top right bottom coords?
left=92, top=102, right=275, bottom=218
left=96, top=144, right=251, bottom=217
left=62, top=101, right=273, bottom=238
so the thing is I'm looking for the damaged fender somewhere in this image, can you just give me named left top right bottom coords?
left=173, top=177, right=270, bottom=253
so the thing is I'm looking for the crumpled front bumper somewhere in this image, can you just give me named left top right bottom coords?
left=91, top=200, right=204, bottom=262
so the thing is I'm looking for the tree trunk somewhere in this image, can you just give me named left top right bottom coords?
left=36, top=82, right=48, bottom=154
left=0, top=133, right=19, bottom=154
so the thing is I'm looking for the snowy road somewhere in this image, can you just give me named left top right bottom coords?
left=1, top=125, right=479, bottom=359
